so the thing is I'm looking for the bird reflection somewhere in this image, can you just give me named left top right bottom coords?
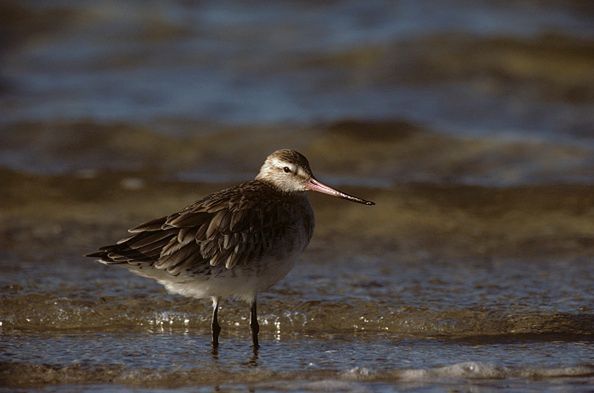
left=247, top=345, right=259, bottom=367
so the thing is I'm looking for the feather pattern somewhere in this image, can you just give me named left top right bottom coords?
left=87, top=180, right=314, bottom=278
left=86, top=148, right=374, bottom=349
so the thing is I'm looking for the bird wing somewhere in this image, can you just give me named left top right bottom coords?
left=87, top=181, right=312, bottom=276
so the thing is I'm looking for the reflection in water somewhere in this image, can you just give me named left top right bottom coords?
left=0, top=0, right=593, bottom=392
left=1, top=332, right=593, bottom=389
left=246, top=347, right=259, bottom=368
left=211, top=345, right=219, bottom=362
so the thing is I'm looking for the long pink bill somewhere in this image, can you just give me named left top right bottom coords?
left=306, top=178, right=375, bottom=206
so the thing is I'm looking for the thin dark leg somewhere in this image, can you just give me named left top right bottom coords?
left=250, top=299, right=260, bottom=349
left=211, top=297, right=221, bottom=347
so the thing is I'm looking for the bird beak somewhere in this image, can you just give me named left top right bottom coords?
left=306, top=178, right=375, bottom=206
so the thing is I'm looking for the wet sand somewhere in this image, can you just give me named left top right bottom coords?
left=1, top=145, right=593, bottom=389
left=1, top=0, right=593, bottom=391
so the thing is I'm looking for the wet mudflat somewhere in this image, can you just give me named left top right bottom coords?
left=1, top=1, right=594, bottom=392
left=1, top=156, right=593, bottom=392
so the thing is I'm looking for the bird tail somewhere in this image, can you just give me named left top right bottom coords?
left=85, top=248, right=124, bottom=265
left=85, top=229, right=176, bottom=266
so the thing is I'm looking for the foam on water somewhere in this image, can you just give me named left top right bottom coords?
left=342, top=362, right=594, bottom=381
left=1, top=358, right=592, bottom=391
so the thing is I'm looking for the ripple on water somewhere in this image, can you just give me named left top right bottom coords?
left=1, top=333, right=593, bottom=389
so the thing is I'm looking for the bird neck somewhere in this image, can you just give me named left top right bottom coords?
left=255, top=178, right=306, bottom=196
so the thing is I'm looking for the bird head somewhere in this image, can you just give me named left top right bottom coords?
left=256, top=149, right=375, bottom=206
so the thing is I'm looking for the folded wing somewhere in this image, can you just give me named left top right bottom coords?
left=86, top=181, right=310, bottom=276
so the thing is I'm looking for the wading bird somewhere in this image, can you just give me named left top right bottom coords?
left=87, top=149, right=374, bottom=348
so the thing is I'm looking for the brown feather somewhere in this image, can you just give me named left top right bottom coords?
left=167, top=211, right=210, bottom=228
left=87, top=179, right=315, bottom=273
left=194, top=223, right=208, bottom=242
left=206, top=210, right=225, bottom=238
left=129, top=217, right=167, bottom=233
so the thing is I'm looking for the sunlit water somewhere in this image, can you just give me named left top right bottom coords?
left=1, top=0, right=594, bottom=391
left=2, top=331, right=593, bottom=392
left=1, top=252, right=593, bottom=390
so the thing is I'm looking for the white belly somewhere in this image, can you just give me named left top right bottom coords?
left=128, top=253, right=298, bottom=302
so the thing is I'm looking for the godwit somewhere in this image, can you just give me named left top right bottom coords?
left=87, top=149, right=374, bottom=348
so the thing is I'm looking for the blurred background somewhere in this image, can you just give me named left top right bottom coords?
left=1, top=0, right=593, bottom=183
left=1, top=0, right=593, bottom=390
left=1, top=0, right=593, bottom=252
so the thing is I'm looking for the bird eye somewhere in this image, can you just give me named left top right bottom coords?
left=283, top=166, right=292, bottom=173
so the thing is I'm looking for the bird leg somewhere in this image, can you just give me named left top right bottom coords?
left=211, top=297, right=221, bottom=347
left=250, top=299, right=260, bottom=349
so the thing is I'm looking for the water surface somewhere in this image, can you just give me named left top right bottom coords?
left=1, top=0, right=593, bottom=391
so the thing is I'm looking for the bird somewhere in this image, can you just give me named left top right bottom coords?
left=87, top=149, right=374, bottom=348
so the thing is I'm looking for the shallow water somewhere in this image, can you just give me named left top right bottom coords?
left=1, top=206, right=593, bottom=391
left=1, top=0, right=594, bottom=391
left=2, top=332, right=594, bottom=391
